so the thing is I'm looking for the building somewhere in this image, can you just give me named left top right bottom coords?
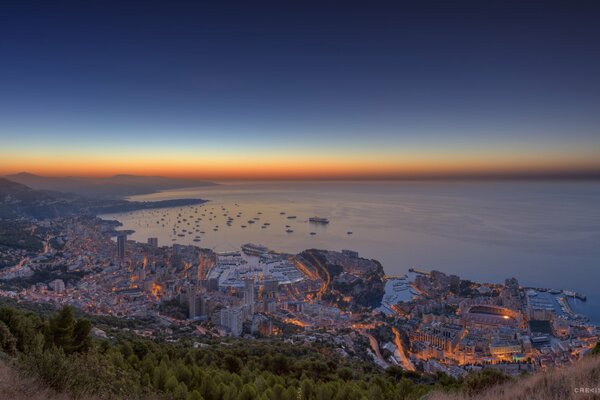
left=341, top=249, right=359, bottom=258
left=49, top=279, right=65, bottom=293
left=219, top=306, right=244, bottom=336
left=489, top=340, right=522, bottom=357
left=147, top=237, right=158, bottom=247
left=243, top=278, right=255, bottom=316
left=410, top=322, right=464, bottom=353
left=117, top=234, right=126, bottom=259
left=185, top=286, right=207, bottom=319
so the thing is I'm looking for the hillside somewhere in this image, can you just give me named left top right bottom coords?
left=1, top=333, right=599, bottom=400
left=5, top=172, right=215, bottom=199
left=0, top=178, right=206, bottom=219
left=428, top=353, right=600, bottom=400
left=0, top=178, right=78, bottom=219
left=0, top=358, right=91, bottom=400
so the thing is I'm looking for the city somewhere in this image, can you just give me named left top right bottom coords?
left=1, top=213, right=597, bottom=380
left=1, top=1, right=600, bottom=398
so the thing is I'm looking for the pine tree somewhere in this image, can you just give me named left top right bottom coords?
left=48, top=306, right=75, bottom=352
left=72, top=318, right=92, bottom=353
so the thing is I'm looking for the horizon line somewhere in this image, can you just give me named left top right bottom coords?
left=4, top=170, right=600, bottom=182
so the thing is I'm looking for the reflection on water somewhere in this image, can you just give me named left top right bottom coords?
left=100, top=180, right=600, bottom=322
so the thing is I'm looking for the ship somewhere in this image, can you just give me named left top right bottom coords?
left=241, top=243, right=269, bottom=256
left=309, top=217, right=329, bottom=224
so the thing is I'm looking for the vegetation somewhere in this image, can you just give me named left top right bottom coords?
left=0, top=303, right=460, bottom=399
left=428, top=354, right=600, bottom=400
left=0, top=302, right=598, bottom=399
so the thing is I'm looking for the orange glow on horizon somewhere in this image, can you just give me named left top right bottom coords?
left=1, top=149, right=599, bottom=180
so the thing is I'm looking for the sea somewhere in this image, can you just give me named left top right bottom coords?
left=100, top=180, right=600, bottom=323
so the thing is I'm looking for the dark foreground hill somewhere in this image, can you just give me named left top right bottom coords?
left=0, top=301, right=598, bottom=400
left=427, top=353, right=600, bottom=400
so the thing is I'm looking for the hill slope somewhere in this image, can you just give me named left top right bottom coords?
left=0, top=178, right=206, bottom=219
left=428, top=354, right=600, bottom=400
left=6, top=172, right=215, bottom=199
left=0, top=358, right=81, bottom=400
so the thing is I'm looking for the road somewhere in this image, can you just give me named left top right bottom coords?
left=392, top=327, right=416, bottom=371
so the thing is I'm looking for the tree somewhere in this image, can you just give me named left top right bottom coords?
left=0, top=321, right=17, bottom=355
left=165, top=375, right=180, bottom=393
left=223, top=354, right=243, bottom=374
left=238, top=384, right=258, bottom=400
left=48, top=306, right=75, bottom=352
left=174, top=382, right=189, bottom=399
left=72, top=319, right=92, bottom=353
left=188, top=390, right=204, bottom=400
left=463, top=369, right=511, bottom=396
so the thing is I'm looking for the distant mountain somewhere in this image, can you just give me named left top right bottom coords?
left=5, top=172, right=215, bottom=199
left=0, top=178, right=206, bottom=220
left=0, top=178, right=80, bottom=219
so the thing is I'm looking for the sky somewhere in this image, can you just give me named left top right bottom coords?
left=1, top=0, right=599, bottom=179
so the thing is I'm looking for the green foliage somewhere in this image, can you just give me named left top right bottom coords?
left=46, top=305, right=92, bottom=354
left=0, top=320, right=17, bottom=355
left=0, top=303, right=469, bottom=400
left=463, top=368, right=512, bottom=395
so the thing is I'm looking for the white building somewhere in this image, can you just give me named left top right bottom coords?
left=219, top=306, right=244, bottom=336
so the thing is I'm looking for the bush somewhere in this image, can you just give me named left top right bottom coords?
left=463, top=368, right=511, bottom=395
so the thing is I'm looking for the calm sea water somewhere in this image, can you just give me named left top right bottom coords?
left=101, top=181, right=600, bottom=323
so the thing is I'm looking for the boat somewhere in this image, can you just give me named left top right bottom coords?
left=309, top=217, right=329, bottom=224
left=242, top=243, right=269, bottom=256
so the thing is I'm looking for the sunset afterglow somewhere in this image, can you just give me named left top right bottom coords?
left=1, top=2, right=599, bottom=180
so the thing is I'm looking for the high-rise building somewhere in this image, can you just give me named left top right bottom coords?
left=147, top=237, right=158, bottom=247
left=117, top=234, right=126, bottom=259
left=243, top=278, right=255, bottom=316
left=219, top=306, right=244, bottom=336
left=262, top=279, right=278, bottom=313
left=263, top=279, right=279, bottom=296
left=186, top=286, right=207, bottom=319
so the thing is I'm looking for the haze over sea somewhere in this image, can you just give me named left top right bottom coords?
left=101, top=181, right=600, bottom=323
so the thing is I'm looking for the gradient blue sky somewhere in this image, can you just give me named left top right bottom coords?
left=1, top=1, right=599, bottom=178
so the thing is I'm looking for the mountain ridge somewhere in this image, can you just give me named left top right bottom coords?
left=0, top=177, right=206, bottom=219
left=5, top=172, right=216, bottom=199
